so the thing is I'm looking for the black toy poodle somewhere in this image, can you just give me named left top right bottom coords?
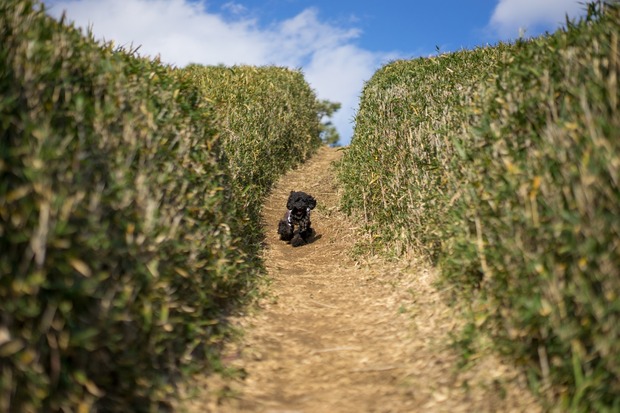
left=277, top=190, right=316, bottom=247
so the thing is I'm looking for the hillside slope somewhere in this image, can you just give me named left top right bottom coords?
left=177, top=146, right=541, bottom=412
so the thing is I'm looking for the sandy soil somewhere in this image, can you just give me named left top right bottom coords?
left=177, top=146, right=542, bottom=413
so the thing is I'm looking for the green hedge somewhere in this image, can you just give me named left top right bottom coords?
left=338, top=45, right=510, bottom=259
left=443, top=4, right=620, bottom=410
left=0, top=1, right=322, bottom=411
left=184, top=64, right=322, bottom=243
left=338, top=2, right=619, bottom=410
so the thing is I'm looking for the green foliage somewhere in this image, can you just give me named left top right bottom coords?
left=317, top=99, right=341, bottom=147
left=338, top=45, right=510, bottom=259
left=183, top=64, right=322, bottom=246
left=0, top=1, right=321, bottom=411
left=338, top=1, right=619, bottom=410
left=444, top=3, right=620, bottom=410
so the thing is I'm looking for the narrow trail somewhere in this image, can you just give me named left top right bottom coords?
left=179, top=146, right=542, bottom=413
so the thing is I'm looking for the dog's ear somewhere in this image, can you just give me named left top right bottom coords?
left=308, top=195, right=317, bottom=209
left=286, top=191, right=295, bottom=210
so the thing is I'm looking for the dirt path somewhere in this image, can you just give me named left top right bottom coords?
left=178, top=146, right=542, bottom=413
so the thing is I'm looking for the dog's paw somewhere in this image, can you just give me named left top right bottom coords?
left=300, top=228, right=314, bottom=242
left=278, top=220, right=294, bottom=241
left=291, top=234, right=306, bottom=247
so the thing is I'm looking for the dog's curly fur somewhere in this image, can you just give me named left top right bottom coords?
left=277, top=191, right=316, bottom=247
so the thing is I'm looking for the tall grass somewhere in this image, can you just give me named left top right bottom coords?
left=338, top=2, right=619, bottom=410
left=338, top=45, right=510, bottom=259
left=0, top=1, right=322, bottom=411
left=444, top=4, right=620, bottom=409
left=184, top=64, right=322, bottom=249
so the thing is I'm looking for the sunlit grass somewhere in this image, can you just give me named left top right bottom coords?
left=338, top=2, right=620, bottom=410
left=0, top=1, right=321, bottom=411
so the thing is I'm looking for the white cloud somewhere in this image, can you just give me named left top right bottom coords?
left=221, top=2, right=247, bottom=15
left=304, top=45, right=396, bottom=145
left=44, top=0, right=396, bottom=144
left=489, top=0, right=586, bottom=39
left=46, top=0, right=267, bottom=65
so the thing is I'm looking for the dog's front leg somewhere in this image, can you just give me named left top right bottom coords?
left=294, top=220, right=312, bottom=246
left=278, top=219, right=294, bottom=241
left=291, top=232, right=306, bottom=247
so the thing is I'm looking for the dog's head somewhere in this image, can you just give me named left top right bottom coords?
left=286, top=191, right=316, bottom=219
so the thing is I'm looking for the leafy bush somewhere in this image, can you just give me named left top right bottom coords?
left=339, top=1, right=619, bottom=410
left=443, top=3, right=620, bottom=410
left=338, top=45, right=510, bottom=259
left=0, top=1, right=257, bottom=411
left=184, top=64, right=322, bottom=245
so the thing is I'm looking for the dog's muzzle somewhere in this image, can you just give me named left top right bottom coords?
left=287, top=207, right=311, bottom=225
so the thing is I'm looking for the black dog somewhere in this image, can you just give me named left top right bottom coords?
left=277, top=191, right=316, bottom=247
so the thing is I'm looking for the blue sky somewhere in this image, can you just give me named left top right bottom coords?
left=43, top=0, right=588, bottom=145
